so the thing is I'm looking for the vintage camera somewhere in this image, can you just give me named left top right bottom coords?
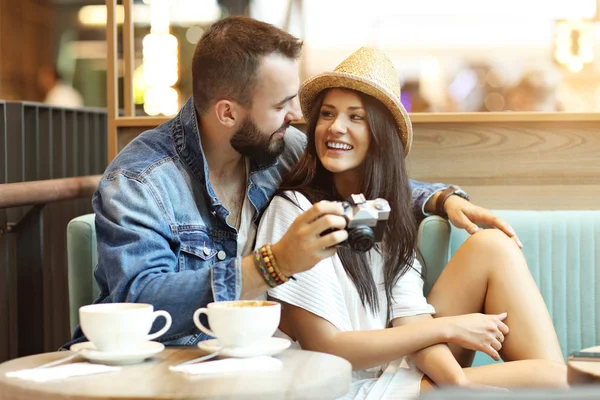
left=329, top=193, right=390, bottom=252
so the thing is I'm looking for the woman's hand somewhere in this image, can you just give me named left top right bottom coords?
left=442, top=312, right=509, bottom=361
left=271, top=201, right=348, bottom=276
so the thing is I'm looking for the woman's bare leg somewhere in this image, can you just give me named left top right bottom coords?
left=420, top=360, right=568, bottom=391
left=420, top=376, right=436, bottom=393
left=426, top=229, right=564, bottom=365
left=462, top=360, right=567, bottom=387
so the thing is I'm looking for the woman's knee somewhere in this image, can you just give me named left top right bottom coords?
left=462, top=229, right=522, bottom=260
left=451, top=229, right=527, bottom=278
left=468, top=228, right=516, bottom=247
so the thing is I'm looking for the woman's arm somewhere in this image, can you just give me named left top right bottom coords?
left=286, top=302, right=506, bottom=372
left=392, top=314, right=468, bottom=386
left=284, top=302, right=452, bottom=371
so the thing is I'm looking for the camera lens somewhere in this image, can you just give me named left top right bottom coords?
left=347, top=226, right=375, bottom=252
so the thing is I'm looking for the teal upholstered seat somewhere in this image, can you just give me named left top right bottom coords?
left=417, top=211, right=600, bottom=366
left=67, top=211, right=600, bottom=365
left=66, top=213, right=99, bottom=334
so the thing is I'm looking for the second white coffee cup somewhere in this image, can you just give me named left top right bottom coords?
left=79, top=303, right=172, bottom=352
left=193, top=300, right=280, bottom=348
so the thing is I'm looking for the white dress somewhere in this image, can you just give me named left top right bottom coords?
left=256, top=191, right=436, bottom=400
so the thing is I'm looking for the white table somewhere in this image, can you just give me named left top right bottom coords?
left=0, top=347, right=352, bottom=399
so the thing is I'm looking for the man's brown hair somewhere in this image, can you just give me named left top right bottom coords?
left=192, top=16, right=303, bottom=115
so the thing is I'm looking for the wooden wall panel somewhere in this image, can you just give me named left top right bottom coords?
left=0, top=0, right=54, bottom=101
left=406, top=121, right=600, bottom=210
left=115, top=116, right=600, bottom=211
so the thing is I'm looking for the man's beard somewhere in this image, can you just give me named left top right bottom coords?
left=230, top=116, right=288, bottom=164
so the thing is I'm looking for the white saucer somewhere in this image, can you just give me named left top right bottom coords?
left=198, top=337, right=291, bottom=358
left=70, top=341, right=165, bottom=365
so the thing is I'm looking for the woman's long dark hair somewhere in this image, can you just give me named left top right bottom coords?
left=278, top=89, right=417, bottom=321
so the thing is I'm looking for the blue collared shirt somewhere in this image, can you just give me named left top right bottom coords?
left=68, top=97, right=449, bottom=347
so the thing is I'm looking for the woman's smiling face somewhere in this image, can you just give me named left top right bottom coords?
left=314, top=88, right=371, bottom=179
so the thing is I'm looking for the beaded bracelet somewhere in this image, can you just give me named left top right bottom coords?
left=272, top=243, right=296, bottom=281
left=259, top=245, right=285, bottom=285
left=261, top=243, right=296, bottom=282
left=263, top=244, right=289, bottom=284
left=253, top=249, right=279, bottom=288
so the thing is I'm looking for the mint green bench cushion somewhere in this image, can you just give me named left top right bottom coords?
left=419, top=211, right=600, bottom=366
left=66, top=213, right=99, bottom=334
left=68, top=211, right=600, bottom=366
left=417, top=215, right=452, bottom=297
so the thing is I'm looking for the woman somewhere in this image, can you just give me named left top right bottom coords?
left=255, top=47, right=567, bottom=398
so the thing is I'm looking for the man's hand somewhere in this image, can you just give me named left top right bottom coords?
left=444, top=195, right=523, bottom=248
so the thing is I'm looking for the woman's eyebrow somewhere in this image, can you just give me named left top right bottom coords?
left=321, top=104, right=364, bottom=110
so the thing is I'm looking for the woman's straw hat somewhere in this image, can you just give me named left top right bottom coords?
left=299, top=47, right=412, bottom=156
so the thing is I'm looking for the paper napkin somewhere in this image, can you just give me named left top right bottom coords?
left=169, top=356, right=282, bottom=376
left=5, top=362, right=121, bottom=382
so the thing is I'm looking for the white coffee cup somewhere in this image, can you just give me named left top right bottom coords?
left=193, top=300, right=281, bottom=348
left=79, top=303, right=172, bottom=352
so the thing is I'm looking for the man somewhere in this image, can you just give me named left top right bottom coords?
left=67, top=16, right=520, bottom=347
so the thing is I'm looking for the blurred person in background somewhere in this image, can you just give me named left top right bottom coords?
left=504, top=68, right=562, bottom=112
left=37, top=65, right=84, bottom=108
left=401, top=81, right=434, bottom=112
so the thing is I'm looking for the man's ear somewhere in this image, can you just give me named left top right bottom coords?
left=214, top=99, right=242, bottom=128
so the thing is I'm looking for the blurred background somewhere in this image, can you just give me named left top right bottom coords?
left=2, top=0, right=600, bottom=115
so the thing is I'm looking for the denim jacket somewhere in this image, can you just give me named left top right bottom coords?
left=67, top=97, right=450, bottom=348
